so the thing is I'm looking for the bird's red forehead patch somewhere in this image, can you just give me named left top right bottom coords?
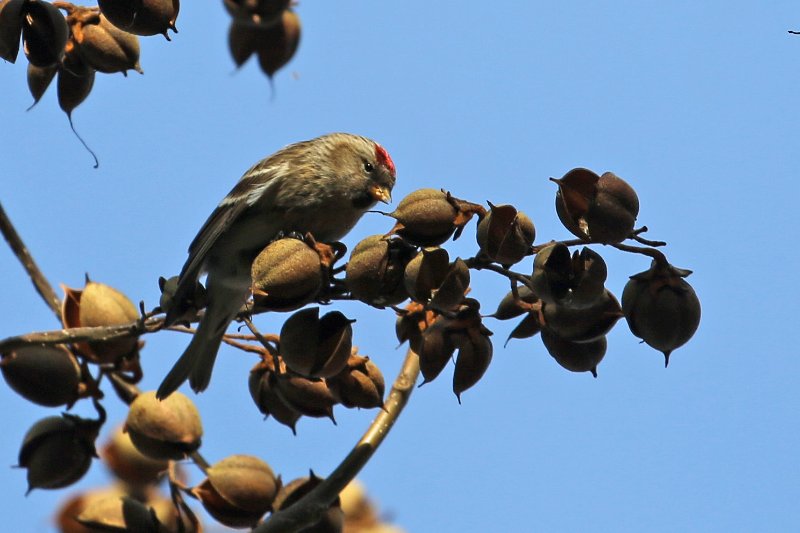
left=375, top=144, right=396, bottom=175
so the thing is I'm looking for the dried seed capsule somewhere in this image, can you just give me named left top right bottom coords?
left=250, top=359, right=302, bottom=433
left=274, top=371, right=338, bottom=421
left=403, top=247, right=450, bottom=303
left=531, top=242, right=573, bottom=303
left=18, top=415, right=98, bottom=493
left=506, top=313, right=542, bottom=345
left=622, top=261, right=701, bottom=367
left=98, top=0, right=179, bottom=39
left=492, top=285, right=537, bottom=321
left=101, top=425, right=168, bottom=486
left=476, top=203, right=535, bottom=265
left=542, top=288, right=622, bottom=343
left=256, top=9, right=300, bottom=78
left=251, top=237, right=323, bottom=311
left=388, top=188, right=458, bottom=246
left=273, top=473, right=344, bottom=532
left=223, top=0, right=290, bottom=26
left=57, top=62, right=95, bottom=117
left=346, top=235, right=415, bottom=307
left=1, top=344, right=81, bottom=407
left=280, top=307, right=355, bottom=378
left=417, top=317, right=457, bottom=384
left=541, top=329, right=606, bottom=377
left=453, top=333, right=493, bottom=402
left=428, top=258, right=470, bottom=312
left=69, top=10, right=142, bottom=75
left=61, top=280, right=139, bottom=364
left=570, top=247, right=608, bottom=303
left=76, top=495, right=162, bottom=532
left=0, top=0, right=25, bottom=62
left=552, top=168, right=640, bottom=244
left=193, top=454, right=280, bottom=529
left=26, top=61, right=56, bottom=108
left=125, top=390, right=202, bottom=460
left=228, top=18, right=259, bottom=67
left=21, top=0, right=68, bottom=67
left=326, top=353, right=385, bottom=409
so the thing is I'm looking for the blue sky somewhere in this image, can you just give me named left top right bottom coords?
left=2, top=2, right=799, bottom=531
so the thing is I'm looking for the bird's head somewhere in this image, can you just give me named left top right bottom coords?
left=324, top=134, right=396, bottom=209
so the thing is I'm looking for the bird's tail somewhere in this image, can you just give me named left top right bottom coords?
left=156, top=284, right=244, bottom=399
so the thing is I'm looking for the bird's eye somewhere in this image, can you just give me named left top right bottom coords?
left=364, top=161, right=374, bottom=173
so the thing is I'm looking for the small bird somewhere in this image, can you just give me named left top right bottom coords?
left=157, top=133, right=396, bottom=399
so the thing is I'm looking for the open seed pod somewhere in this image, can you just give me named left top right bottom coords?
left=0, top=0, right=25, bottom=62
left=326, top=353, right=385, bottom=409
left=552, top=168, right=639, bottom=244
left=251, top=237, right=324, bottom=311
left=193, top=454, right=280, bottom=529
left=403, top=247, right=450, bottom=303
left=1, top=344, right=81, bottom=407
left=125, top=391, right=202, bottom=460
left=346, top=235, right=415, bottom=307
left=622, top=260, right=701, bottom=367
left=492, top=285, right=538, bottom=321
left=98, top=0, right=179, bottom=39
left=542, top=288, right=622, bottom=343
left=274, top=370, right=338, bottom=421
left=279, top=308, right=355, bottom=379
left=387, top=188, right=484, bottom=247
left=453, top=331, right=493, bottom=402
left=67, top=8, right=142, bottom=75
left=476, top=203, right=535, bottom=265
left=273, top=473, right=344, bottom=532
left=541, top=328, right=606, bottom=377
left=249, top=358, right=302, bottom=433
left=21, top=0, right=68, bottom=67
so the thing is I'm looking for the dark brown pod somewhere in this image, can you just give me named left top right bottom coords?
left=227, top=18, right=260, bottom=67
left=552, top=168, right=639, bottom=244
left=505, top=313, right=542, bottom=346
left=0, top=0, right=25, bottom=62
left=395, top=303, right=433, bottom=354
left=476, top=203, right=535, bottom=265
left=280, top=308, right=355, bottom=379
left=273, top=473, right=344, bottom=532
left=21, top=0, right=68, bottom=67
left=326, top=354, right=385, bottom=409
left=98, top=0, right=179, bottom=39
left=453, top=333, right=493, bottom=402
left=492, top=285, right=537, bottom=321
left=251, top=237, right=323, bottom=311
left=403, top=247, right=450, bottom=303
left=256, top=9, right=300, bottom=78
left=26, top=60, right=56, bottom=108
left=429, top=258, right=470, bottom=312
left=57, top=63, right=95, bottom=117
left=193, top=454, right=280, bottom=529
left=541, top=329, right=606, bottom=377
left=417, top=317, right=457, bottom=384
left=69, top=10, right=142, bottom=75
left=249, top=360, right=302, bottom=433
left=542, top=288, right=622, bottom=343
left=1, top=344, right=81, bottom=407
left=531, top=242, right=573, bottom=303
left=622, top=261, right=701, bottom=367
left=18, top=415, right=98, bottom=493
left=274, top=370, right=338, bottom=421
left=345, top=235, right=415, bottom=307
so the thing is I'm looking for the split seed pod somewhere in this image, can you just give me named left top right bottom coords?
left=279, top=307, right=355, bottom=378
left=274, top=370, right=338, bottom=421
left=273, top=473, right=344, bottom=532
left=125, top=390, right=203, bottom=460
left=326, top=353, right=385, bottom=409
left=21, top=0, right=68, bottom=67
left=541, top=329, right=606, bottom=377
left=1, top=344, right=81, bottom=407
left=622, top=261, right=701, bottom=366
left=346, top=235, right=415, bottom=307
left=453, top=332, right=493, bottom=402
left=552, top=168, right=639, bottom=244
left=193, top=454, right=280, bottom=529
left=251, top=237, right=324, bottom=311
left=476, top=203, right=535, bottom=265
left=69, top=9, right=142, bottom=75
left=18, top=415, right=99, bottom=493
left=542, top=288, right=622, bottom=343
left=403, top=247, right=450, bottom=303
left=98, top=0, right=179, bottom=39
left=249, top=358, right=302, bottom=433
left=0, top=0, right=25, bottom=62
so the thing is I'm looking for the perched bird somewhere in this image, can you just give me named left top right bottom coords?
left=157, top=133, right=396, bottom=399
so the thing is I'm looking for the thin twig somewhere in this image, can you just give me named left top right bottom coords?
left=255, top=347, right=421, bottom=533
left=0, top=201, right=62, bottom=320
left=612, top=242, right=668, bottom=265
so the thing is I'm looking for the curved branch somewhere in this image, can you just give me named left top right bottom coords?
left=255, top=347, right=421, bottom=532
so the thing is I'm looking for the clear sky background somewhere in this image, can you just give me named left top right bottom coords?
left=1, top=2, right=799, bottom=532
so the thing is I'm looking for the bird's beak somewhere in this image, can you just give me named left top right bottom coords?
left=369, top=184, right=392, bottom=204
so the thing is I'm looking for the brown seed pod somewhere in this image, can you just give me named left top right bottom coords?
left=0, top=0, right=25, bottom=62
left=417, top=316, right=458, bottom=384
left=541, top=328, right=606, bottom=377
left=76, top=495, right=163, bottom=532
left=256, top=9, right=300, bottom=78
left=403, top=247, right=450, bottom=303
left=273, top=473, right=344, bottom=532
left=492, top=285, right=538, bottom=321
left=61, top=280, right=139, bottom=364
left=326, top=353, right=385, bottom=409
left=279, top=307, right=355, bottom=379
left=18, top=415, right=99, bottom=493
left=542, top=288, right=622, bottom=343
left=622, top=261, right=701, bottom=367
left=251, top=237, right=324, bottom=312
left=101, top=425, right=168, bottom=486
left=125, top=390, right=203, bottom=460
left=68, top=9, right=142, bottom=75
left=395, top=302, right=434, bottom=354
left=193, top=454, right=280, bottom=529
left=21, top=0, right=68, bottom=67
left=1, top=344, right=81, bottom=407
left=505, top=313, right=542, bottom=345
left=57, top=61, right=95, bottom=116
left=428, top=258, right=470, bottom=313
left=274, top=370, right=338, bottom=421
left=98, top=0, right=179, bottom=39
left=476, top=203, right=535, bottom=265
left=249, top=360, right=303, bottom=433
left=223, top=0, right=290, bottom=26
left=345, top=235, right=415, bottom=307
left=56, top=486, right=126, bottom=533
left=552, top=168, right=640, bottom=244
left=453, top=332, right=493, bottom=402
left=227, top=17, right=260, bottom=67
left=25, top=60, right=56, bottom=108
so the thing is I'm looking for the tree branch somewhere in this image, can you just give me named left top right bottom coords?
left=255, top=347, right=421, bottom=532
